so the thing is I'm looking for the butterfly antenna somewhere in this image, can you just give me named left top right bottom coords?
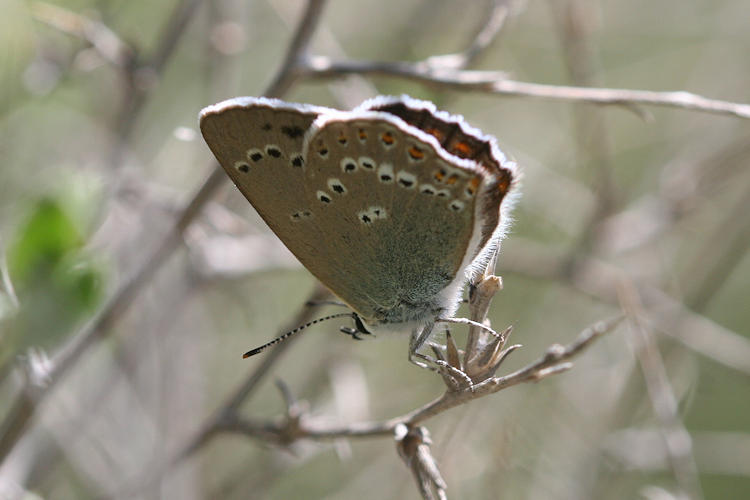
left=243, top=312, right=355, bottom=358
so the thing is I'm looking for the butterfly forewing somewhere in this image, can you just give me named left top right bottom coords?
left=200, top=98, right=332, bottom=267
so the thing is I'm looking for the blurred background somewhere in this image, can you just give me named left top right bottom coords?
left=1, top=0, right=749, bottom=498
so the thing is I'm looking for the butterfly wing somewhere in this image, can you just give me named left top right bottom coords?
left=200, top=96, right=516, bottom=330
left=200, top=97, right=334, bottom=271
left=299, top=110, right=501, bottom=325
left=360, top=96, right=517, bottom=259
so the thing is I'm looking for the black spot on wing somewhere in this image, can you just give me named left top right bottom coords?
left=281, top=125, right=305, bottom=139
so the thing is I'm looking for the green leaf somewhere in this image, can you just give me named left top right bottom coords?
left=8, top=198, right=82, bottom=283
left=3, top=197, right=104, bottom=358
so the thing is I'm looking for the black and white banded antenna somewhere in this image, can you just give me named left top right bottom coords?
left=242, top=312, right=358, bottom=358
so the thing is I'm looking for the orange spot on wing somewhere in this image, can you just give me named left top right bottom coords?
left=497, top=173, right=511, bottom=194
left=446, top=174, right=459, bottom=185
left=408, top=146, right=425, bottom=160
left=425, top=128, right=444, bottom=141
left=381, top=131, right=395, bottom=145
left=467, top=176, right=481, bottom=194
left=452, top=141, right=473, bottom=157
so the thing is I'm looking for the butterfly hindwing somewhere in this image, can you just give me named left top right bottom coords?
left=299, top=112, right=491, bottom=324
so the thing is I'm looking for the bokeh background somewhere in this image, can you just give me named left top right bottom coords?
left=1, top=0, right=749, bottom=499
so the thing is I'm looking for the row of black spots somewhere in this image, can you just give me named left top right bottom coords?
left=243, top=146, right=305, bottom=169
left=380, top=169, right=464, bottom=210
left=357, top=205, right=388, bottom=226
left=419, top=184, right=452, bottom=198
left=245, top=145, right=283, bottom=162
left=290, top=210, right=312, bottom=222
left=315, top=177, right=348, bottom=205
left=339, top=156, right=377, bottom=174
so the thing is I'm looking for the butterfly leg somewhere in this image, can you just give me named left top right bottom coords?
left=340, top=326, right=364, bottom=340
left=340, top=313, right=373, bottom=341
left=408, top=323, right=474, bottom=391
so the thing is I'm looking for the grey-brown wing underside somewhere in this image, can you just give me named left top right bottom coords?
left=299, top=113, right=487, bottom=323
left=200, top=97, right=333, bottom=277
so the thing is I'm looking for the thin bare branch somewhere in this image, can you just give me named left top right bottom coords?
left=426, top=0, right=512, bottom=70
left=500, top=240, right=750, bottom=376
left=305, top=58, right=750, bottom=120
left=30, top=1, right=135, bottom=68
left=605, top=429, right=750, bottom=477
left=396, top=425, right=447, bottom=500
left=0, top=235, right=19, bottom=311
left=618, top=280, right=704, bottom=500
left=215, top=316, right=622, bottom=441
left=147, top=0, right=204, bottom=76
left=683, top=181, right=750, bottom=311
left=264, top=0, right=329, bottom=98
left=113, top=0, right=204, bottom=151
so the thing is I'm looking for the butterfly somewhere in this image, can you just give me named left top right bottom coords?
left=200, top=95, right=517, bottom=368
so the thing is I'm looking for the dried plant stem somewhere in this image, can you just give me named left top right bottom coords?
left=213, top=316, right=622, bottom=441
left=618, top=280, right=704, bottom=500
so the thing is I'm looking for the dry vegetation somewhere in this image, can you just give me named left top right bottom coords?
left=1, top=1, right=749, bottom=499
